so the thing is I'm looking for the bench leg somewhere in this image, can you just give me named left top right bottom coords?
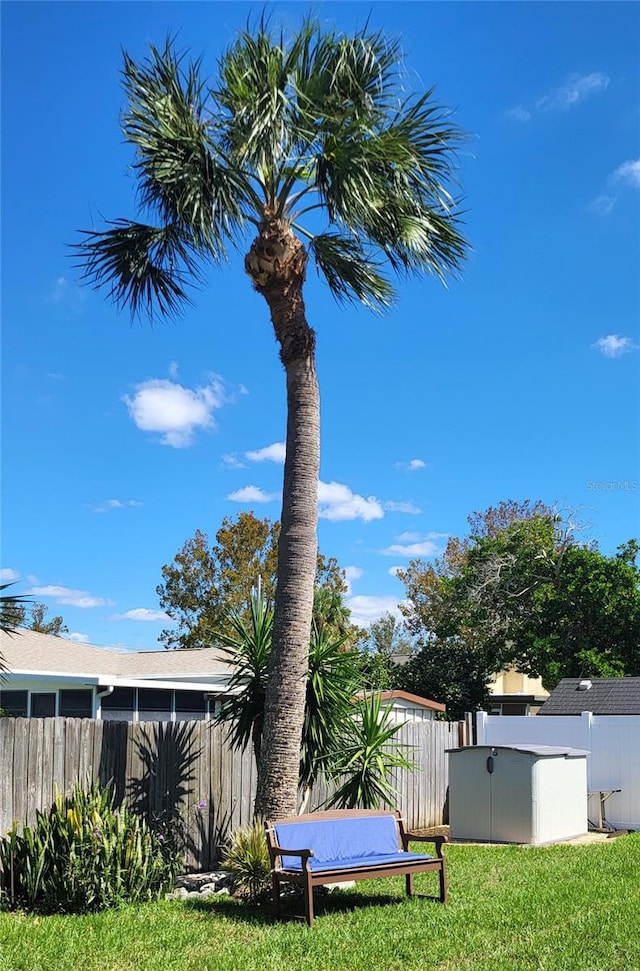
left=405, top=873, right=414, bottom=897
left=272, top=873, right=281, bottom=919
left=303, top=874, right=315, bottom=927
left=439, top=860, right=448, bottom=904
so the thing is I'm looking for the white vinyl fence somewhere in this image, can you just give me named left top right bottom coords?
left=476, top=711, right=640, bottom=831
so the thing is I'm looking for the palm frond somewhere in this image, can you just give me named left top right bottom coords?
left=121, top=41, right=246, bottom=251
left=216, top=26, right=293, bottom=194
left=212, top=580, right=273, bottom=756
left=308, top=232, right=394, bottom=310
left=74, top=220, right=201, bottom=318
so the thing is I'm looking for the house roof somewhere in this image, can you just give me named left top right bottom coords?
left=0, top=628, right=234, bottom=681
left=363, top=689, right=446, bottom=713
left=537, top=678, right=640, bottom=716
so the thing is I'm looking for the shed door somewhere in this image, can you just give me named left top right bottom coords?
left=451, top=749, right=493, bottom=842
left=489, top=749, right=533, bottom=843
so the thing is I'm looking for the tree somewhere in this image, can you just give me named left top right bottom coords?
left=399, top=500, right=640, bottom=700
left=75, top=19, right=468, bottom=818
left=0, top=585, right=33, bottom=675
left=394, top=637, right=492, bottom=720
left=157, top=512, right=351, bottom=650
left=10, top=602, right=69, bottom=637
left=157, top=513, right=279, bottom=649
left=356, top=611, right=414, bottom=690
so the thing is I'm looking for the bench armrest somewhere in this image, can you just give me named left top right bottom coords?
left=270, top=844, right=314, bottom=863
left=402, top=833, right=446, bottom=857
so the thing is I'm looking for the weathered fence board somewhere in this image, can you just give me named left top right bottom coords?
left=0, top=717, right=460, bottom=870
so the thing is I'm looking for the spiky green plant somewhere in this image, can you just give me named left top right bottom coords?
left=0, top=780, right=182, bottom=914
left=221, top=818, right=272, bottom=904
left=323, top=693, right=416, bottom=810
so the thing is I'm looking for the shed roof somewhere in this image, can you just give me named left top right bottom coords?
left=537, top=678, right=640, bottom=716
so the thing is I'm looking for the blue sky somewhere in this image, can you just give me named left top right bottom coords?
left=2, top=2, right=639, bottom=651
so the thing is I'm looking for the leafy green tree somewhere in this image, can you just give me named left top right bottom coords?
left=157, top=513, right=279, bottom=650
left=518, top=544, right=640, bottom=688
left=10, top=602, right=69, bottom=637
left=394, top=637, right=492, bottom=720
left=356, top=611, right=414, bottom=690
left=400, top=501, right=640, bottom=700
left=75, top=19, right=468, bottom=818
left=157, top=512, right=351, bottom=650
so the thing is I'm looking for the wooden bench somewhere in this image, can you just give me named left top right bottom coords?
left=265, top=808, right=447, bottom=926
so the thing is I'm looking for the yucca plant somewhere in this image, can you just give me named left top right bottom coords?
left=74, top=17, right=469, bottom=819
left=323, top=693, right=416, bottom=810
left=0, top=780, right=181, bottom=914
left=221, top=818, right=272, bottom=904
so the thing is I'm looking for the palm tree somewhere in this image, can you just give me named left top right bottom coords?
left=75, top=18, right=469, bottom=819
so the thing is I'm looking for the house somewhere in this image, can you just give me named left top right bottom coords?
left=0, top=628, right=235, bottom=721
left=537, top=678, right=640, bottom=716
left=486, top=668, right=549, bottom=716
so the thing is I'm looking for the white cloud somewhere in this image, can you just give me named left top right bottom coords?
left=90, top=498, right=142, bottom=514
left=346, top=595, right=404, bottom=628
left=592, top=335, right=639, bottom=358
left=396, top=458, right=426, bottom=472
left=318, top=481, right=384, bottom=522
left=123, top=377, right=226, bottom=448
left=384, top=500, right=422, bottom=514
left=381, top=540, right=441, bottom=558
left=0, top=567, right=20, bottom=582
left=245, top=442, right=286, bottom=463
left=505, top=106, right=531, bottom=123
left=26, top=585, right=114, bottom=608
left=113, top=608, right=171, bottom=622
left=168, top=361, right=179, bottom=378
left=537, top=72, right=609, bottom=111
left=343, top=565, right=363, bottom=594
left=589, top=194, right=616, bottom=216
left=227, top=485, right=279, bottom=503
left=380, top=532, right=446, bottom=558
left=388, top=566, right=403, bottom=578
left=67, top=632, right=91, bottom=643
left=344, top=566, right=363, bottom=583
left=222, top=453, right=246, bottom=469
left=613, top=159, right=640, bottom=189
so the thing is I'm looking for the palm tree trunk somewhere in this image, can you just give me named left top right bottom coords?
left=247, top=223, right=320, bottom=820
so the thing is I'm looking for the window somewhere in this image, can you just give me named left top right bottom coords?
left=100, top=686, right=135, bottom=721
left=59, top=689, right=93, bottom=718
left=31, top=693, right=56, bottom=717
left=175, top=690, right=207, bottom=721
left=138, top=688, right=172, bottom=722
left=0, top=690, right=28, bottom=717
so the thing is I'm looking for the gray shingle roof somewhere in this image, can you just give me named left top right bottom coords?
left=537, top=678, right=640, bottom=716
left=0, top=628, right=234, bottom=679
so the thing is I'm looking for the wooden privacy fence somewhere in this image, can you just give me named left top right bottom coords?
left=0, top=717, right=461, bottom=871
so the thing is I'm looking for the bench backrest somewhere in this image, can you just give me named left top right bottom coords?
left=271, top=812, right=401, bottom=865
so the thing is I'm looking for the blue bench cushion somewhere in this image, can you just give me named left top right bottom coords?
left=272, top=814, right=427, bottom=871
left=281, top=850, right=431, bottom=873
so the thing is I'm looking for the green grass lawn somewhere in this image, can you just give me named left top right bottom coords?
left=2, top=835, right=639, bottom=971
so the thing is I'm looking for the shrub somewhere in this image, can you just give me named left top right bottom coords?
left=221, top=819, right=272, bottom=904
left=0, top=780, right=182, bottom=914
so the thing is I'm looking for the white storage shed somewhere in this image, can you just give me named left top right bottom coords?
left=447, top=744, right=589, bottom=845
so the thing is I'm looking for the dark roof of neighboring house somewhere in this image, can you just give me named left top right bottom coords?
left=537, top=678, right=640, bottom=716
